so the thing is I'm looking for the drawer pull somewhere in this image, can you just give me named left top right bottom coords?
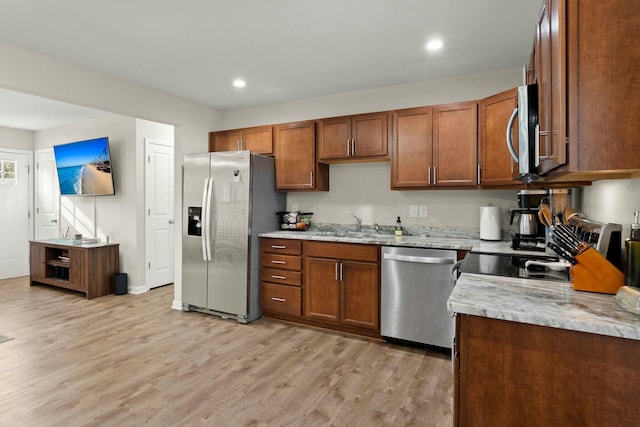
left=271, top=275, right=286, bottom=280
left=271, top=297, right=286, bottom=302
left=271, top=260, right=286, bottom=264
left=271, top=245, right=287, bottom=249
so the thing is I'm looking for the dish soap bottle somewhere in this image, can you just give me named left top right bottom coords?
left=395, top=216, right=403, bottom=236
left=625, top=210, right=640, bottom=287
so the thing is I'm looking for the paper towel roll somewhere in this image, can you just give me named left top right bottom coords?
left=480, top=205, right=502, bottom=241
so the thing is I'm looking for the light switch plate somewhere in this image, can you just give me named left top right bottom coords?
left=409, top=205, right=418, bottom=218
left=419, top=205, right=428, bottom=218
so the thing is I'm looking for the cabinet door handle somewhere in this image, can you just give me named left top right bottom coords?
left=271, top=275, right=286, bottom=280
left=309, top=171, right=313, bottom=187
left=428, top=166, right=432, bottom=185
left=271, top=245, right=287, bottom=249
left=271, top=297, right=286, bottom=302
left=335, top=262, right=338, bottom=281
left=477, top=164, right=481, bottom=184
left=351, top=138, right=356, bottom=157
left=347, top=139, right=351, bottom=156
left=271, top=260, right=286, bottom=265
left=339, top=262, right=343, bottom=282
left=433, top=166, right=437, bottom=185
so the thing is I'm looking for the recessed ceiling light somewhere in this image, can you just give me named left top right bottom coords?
left=426, top=39, right=444, bottom=51
left=233, top=79, right=246, bottom=88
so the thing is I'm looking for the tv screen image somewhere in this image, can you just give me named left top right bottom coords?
left=53, top=136, right=115, bottom=196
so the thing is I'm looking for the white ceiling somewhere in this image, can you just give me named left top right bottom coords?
left=0, top=0, right=542, bottom=131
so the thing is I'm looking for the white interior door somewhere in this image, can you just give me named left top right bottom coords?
left=145, top=138, right=175, bottom=289
left=35, top=149, right=60, bottom=239
left=0, top=149, right=32, bottom=279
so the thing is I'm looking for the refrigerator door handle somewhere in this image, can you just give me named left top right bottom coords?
left=200, top=178, right=209, bottom=261
left=204, top=177, right=214, bottom=261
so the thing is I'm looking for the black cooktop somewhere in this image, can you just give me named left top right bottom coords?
left=460, top=252, right=570, bottom=282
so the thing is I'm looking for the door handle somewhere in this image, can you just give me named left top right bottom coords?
left=168, top=220, right=174, bottom=224
left=383, top=253, right=455, bottom=264
left=51, top=219, right=58, bottom=223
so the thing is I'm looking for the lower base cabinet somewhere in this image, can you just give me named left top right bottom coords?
left=454, top=314, right=640, bottom=426
left=305, top=256, right=379, bottom=331
left=29, top=240, right=120, bottom=300
left=259, top=238, right=381, bottom=338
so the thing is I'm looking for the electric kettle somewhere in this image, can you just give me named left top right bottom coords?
left=510, top=208, right=538, bottom=237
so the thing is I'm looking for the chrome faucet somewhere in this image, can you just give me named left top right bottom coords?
left=373, top=223, right=380, bottom=233
left=353, top=215, right=362, bottom=232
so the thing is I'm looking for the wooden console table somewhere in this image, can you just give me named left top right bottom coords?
left=29, top=240, right=120, bottom=299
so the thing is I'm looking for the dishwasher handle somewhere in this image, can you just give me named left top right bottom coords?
left=383, top=253, right=455, bottom=265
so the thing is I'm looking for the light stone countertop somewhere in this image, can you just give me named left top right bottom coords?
left=448, top=273, right=640, bottom=341
left=258, top=230, right=481, bottom=251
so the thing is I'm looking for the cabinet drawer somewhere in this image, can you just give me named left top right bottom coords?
left=260, top=267, right=302, bottom=286
left=261, top=253, right=301, bottom=271
left=303, top=241, right=379, bottom=263
left=260, top=282, right=302, bottom=316
left=260, top=238, right=302, bottom=255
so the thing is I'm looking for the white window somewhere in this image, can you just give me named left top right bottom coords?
left=0, top=160, right=17, bottom=185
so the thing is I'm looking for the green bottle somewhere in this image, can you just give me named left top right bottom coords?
left=625, top=211, right=640, bottom=287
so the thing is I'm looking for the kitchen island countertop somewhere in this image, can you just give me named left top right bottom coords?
left=448, top=273, right=640, bottom=341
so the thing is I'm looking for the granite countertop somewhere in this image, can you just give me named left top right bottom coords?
left=259, top=229, right=481, bottom=251
left=448, top=273, right=640, bottom=341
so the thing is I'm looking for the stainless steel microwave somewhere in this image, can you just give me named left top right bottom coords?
left=506, top=84, right=540, bottom=183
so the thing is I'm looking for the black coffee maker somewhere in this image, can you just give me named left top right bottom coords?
left=511, top=189, right=547, bottom=250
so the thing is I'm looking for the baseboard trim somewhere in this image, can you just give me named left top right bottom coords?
left=171, top=300, right=183, bottom=310
left=128, top=285, right=149, bottom=295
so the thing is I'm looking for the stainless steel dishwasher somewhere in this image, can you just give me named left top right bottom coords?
left=381, top=246, right=457, bottom=348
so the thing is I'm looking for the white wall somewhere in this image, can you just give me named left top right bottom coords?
left=0, top=126, right=34, bottom=150
left=33, top=117, right=176, bottom=293
left=290, top=162, right=517, bottom=232
left=34, top=116, right=143, bottom=284
left=583, top=177, right=640, bottom=240
left=0, top=41, right=222, bottom=307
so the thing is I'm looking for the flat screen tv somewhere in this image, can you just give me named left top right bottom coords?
left=53, top=136, right=115, bottom=196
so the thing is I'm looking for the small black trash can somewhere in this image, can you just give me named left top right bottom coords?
left=114, top=273, right=128, bottom=295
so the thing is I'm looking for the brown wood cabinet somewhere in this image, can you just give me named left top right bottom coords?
left=273, top=121, right=329, bottom=191
left=303, top=241, right=379, bottom=332
left=534, top=0, right=640, bottom=181
left=534, top=0, right=567, bottom=175
left=209, top=125, right=273, bottom=155
left=392, top=102, right=478, bottom=189
left=259, top=238, right=303, bottom=318
left=478, top=88, right=522, bottom=187
left=317, top=112, right=389, bottom=162
left=29, top=240, right=119, bottom=299
left=454, top=314, right=640, bottom=426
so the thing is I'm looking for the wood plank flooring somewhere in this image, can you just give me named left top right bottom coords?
left=0, top=276, right=453, bottom=426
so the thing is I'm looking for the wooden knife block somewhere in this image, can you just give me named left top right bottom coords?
left=570, top=247, right=624, bottom=294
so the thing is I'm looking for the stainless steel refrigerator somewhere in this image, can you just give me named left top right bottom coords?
left=182, top=151, right=285, bottom=323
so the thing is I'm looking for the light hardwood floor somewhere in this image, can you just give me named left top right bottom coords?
left=0, top=276, right=453, bottom=426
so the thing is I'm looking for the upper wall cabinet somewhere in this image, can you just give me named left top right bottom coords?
left=535, top=0, right=566, bottom=175
left=537, top=0, right=640, bottom=181
left=478, top=88, right=522, bottom=187
left=391, top=101, right=478, bottom=189
left=274, top=121, right=329, bottom=192
left=317, top=112, right=389, bottom=162
left=209, top=125, right=273, bottom=155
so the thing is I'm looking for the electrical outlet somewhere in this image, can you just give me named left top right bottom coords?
left=409, top=205, right=418, bottom=218
left=419, top=205, right=428, bottom=218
